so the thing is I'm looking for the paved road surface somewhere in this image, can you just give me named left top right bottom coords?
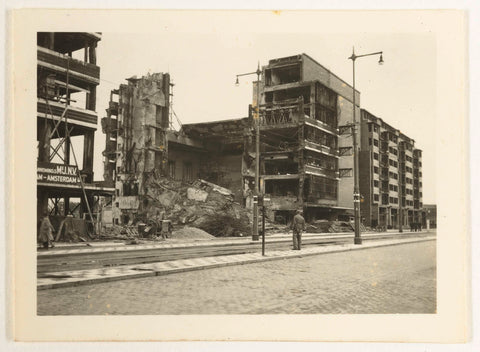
left=37, top=232, right=430, bottom=273
left=37, top=240, right=436, bottom=315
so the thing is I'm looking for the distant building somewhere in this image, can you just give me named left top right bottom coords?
left=359, top=109, right=423, bottom=228
left=423, top=204, right=437, bottom=229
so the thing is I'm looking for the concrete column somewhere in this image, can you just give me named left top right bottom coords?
left=84, top=42, right=88, bottom=62
left=83, top=130, right=95, bottom=183
left=48, top=33, right=55, bottom=50
left=64, top=136, right=71, bottom=164
left=88, top=43, right=97, bottom=65
left=37, top=188, right=49, bottom=220
left=63, top=197, right=70, bottom=216
left=88, top=86, right=96, bottom=111
left=38, top=121, right=51, bottom=162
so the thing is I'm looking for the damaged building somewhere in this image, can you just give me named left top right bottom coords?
left=102, top=53, right=424, bottom=232
left=37, top=32, right=113, bottom=238
left=247, top=54, right=360, bottom=224
left=102, top=73, right=251, bottom=228
left=102, top=55, right=362, bottom=228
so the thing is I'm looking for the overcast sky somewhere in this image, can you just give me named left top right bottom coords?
left=87, top=12, right=436, bottom=204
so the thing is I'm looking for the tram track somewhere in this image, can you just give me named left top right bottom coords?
left=37, top=232, right=432, bottom=275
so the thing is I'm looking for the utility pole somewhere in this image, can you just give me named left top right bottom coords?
left=348, top=47, right=384, bottom=245
left=236, top=62, right=262, bottom=241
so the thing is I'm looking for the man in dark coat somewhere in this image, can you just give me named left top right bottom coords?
left=292, top=210, right=306, bottom=250
left=38, top=211, right=55, bottom=249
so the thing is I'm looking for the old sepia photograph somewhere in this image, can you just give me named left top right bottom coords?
left=9, top=8, right=469, bottom=343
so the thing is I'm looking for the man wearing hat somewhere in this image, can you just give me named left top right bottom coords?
left=291, top=209, right=306, bottom=250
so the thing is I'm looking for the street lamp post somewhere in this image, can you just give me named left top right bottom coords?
left=236, top=62, right=262, bottom=241
left=348, top=47, right=384, bottom=245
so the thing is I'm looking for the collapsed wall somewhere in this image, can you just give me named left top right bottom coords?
left=141, top=177, right=250, bottom=237
left=102, top=73, right=171, bottom=226
left=102, top=73, right=255, bottom=236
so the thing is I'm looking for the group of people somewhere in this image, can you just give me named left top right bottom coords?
left=410, top=222, right=422, bottom=232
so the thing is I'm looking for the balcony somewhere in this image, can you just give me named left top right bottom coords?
left=37, top=99, right=97, bottom=128
left=304, top=140, right=339, bottom=157
left=304, top=116, right=337, bottom=135
left=305, top=164, right=339, bottom=179
left=264, top=59, right=302, bottom=87
left=38, top=46, right=100, bottom=84
left=261, top=100, right=302, bottom=128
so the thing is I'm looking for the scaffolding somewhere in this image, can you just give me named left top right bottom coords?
left=39, top=56, right=97, bottom=238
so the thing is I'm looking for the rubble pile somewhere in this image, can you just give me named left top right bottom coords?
left=171, top=227, right=215, bottom=240
left=48, top=216, right=91, bottom=242
left=306, top=220, right=366, bottom=233
left=142, top=177, right=251, bottom=237
left=101, top=224, right=139, bottom=240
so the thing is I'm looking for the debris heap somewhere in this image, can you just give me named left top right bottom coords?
left=305, top=220, right=367, bottom=233
left=142, top=177, right=251, bottom=237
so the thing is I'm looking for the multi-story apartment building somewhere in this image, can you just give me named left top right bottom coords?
left=37, top=32, right=112, bottom=229
left=359, top=109, right=423, bottom=228
left=246, top=54, right=360, bottom=223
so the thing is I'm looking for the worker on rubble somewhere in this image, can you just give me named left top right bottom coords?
left=38, top=211, right=55, bottom=249
left=291, top=209, right=306, bottom=250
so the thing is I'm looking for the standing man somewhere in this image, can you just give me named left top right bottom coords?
left=38, top=211, right=55, bottom=249
left=292, top=209, right=306, bottom=250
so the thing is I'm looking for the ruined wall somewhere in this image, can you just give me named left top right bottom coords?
left=111, top=73, right=170, bottom=224
left=200, top=154, right=244, bottom=202
left=167, top=148, right=202, bottom=182
left=115, top=73, right=169, bottom=195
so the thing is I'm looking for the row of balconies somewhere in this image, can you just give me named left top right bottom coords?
left=261, top=101, right=338, bottom=135
left=38, top=46, right=100, bottom=84
left=373, top=196, right=421, bottom=209
left=37, top=99, right=97, bottom=127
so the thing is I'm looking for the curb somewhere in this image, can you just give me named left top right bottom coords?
left=37, top=236, right=436, bottom=290
left=37, top=231, right=433, bottom=257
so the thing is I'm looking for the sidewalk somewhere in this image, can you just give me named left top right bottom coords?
left=37, top=234, right=436, bottom=290
left=37, top=230, right=433, bottom=257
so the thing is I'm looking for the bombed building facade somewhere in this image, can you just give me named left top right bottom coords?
left=37, top=32, right=113, bottom=237
left=248, top=54, right=359, bottom=224
left=102, top=53, right=424, bottom=230
left=102, top=73, right=250, bottom=225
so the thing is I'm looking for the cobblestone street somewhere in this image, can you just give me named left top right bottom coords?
left=37, top=240, right=436, bottom=315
